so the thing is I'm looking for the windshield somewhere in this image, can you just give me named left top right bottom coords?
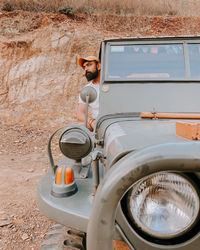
left=106, top=43, right=200, bottom=80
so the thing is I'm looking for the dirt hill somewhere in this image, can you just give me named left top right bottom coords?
left=1, top=11, right=200, bottom=127
left=1, top=11, right=200, bottom=126
left=1, top=10, right=200, bottom=250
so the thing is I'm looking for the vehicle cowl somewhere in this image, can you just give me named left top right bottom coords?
left=97, top=117, right=195, bottom=168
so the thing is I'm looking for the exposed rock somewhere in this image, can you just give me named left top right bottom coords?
left=0, top=221, right=12, bottom=227
left=21, top=233, right=29, bottom=241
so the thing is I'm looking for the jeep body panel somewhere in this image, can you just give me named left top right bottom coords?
left=97, top=117, right=192, bottom=167
left=98, top=83, right=200, bottom=117
left=38, top=169, right=93, bottom=232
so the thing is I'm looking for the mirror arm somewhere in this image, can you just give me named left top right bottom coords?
left=85, top=95, right=89, bottom=128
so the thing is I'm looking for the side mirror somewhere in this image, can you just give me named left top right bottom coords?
left=80, top=86, right=97, bottom=103
left=80, top=86, right=97, bottom=128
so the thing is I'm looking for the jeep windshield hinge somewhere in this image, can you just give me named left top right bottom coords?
left=91, top=149, right=105, bottom=192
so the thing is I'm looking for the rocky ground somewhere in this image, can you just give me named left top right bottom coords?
left=0, top=122, right=53, bottom=249
left=1, top=10, right=200, bottom=250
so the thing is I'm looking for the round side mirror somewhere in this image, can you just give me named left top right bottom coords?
left=80, top=86, right=97, bottom=104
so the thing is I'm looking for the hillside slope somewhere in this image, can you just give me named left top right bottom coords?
left=1, top=11, right=200, bottom=127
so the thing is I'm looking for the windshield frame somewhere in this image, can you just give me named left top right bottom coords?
left=103, top=39, right=200, bottom=83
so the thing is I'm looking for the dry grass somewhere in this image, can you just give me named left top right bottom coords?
left=0, top=0, right=200, bottom=16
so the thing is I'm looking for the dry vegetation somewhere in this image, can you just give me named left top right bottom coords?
left=1, top=0, right=200, bottom=16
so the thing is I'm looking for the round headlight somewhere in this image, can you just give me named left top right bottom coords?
left=126, top=173, right=200, bottom=239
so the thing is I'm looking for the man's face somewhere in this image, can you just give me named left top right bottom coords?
left=82, top=61, right=99, bottom=81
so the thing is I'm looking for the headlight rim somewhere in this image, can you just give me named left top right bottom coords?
left=122, top=171, right=200, bottom=245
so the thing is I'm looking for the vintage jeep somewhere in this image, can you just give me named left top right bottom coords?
left=38, top=37, right=200, bottom=250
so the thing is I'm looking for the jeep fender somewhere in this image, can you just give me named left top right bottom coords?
left=87, top=142, right=200, bottom=250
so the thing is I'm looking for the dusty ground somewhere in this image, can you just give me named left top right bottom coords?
left=0, top=121, right=58, bottom=250
left=1, top=10, right=200, bottom=250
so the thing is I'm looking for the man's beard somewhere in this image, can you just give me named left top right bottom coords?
left=85, top=69, right=99, bottom=81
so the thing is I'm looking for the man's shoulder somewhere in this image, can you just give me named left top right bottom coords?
left=86, top=82, right=93, bottom=87
left=84, top=82, right=99, bottom=88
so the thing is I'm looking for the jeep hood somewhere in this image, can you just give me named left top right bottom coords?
left=98, top=118, right=192, bottom=168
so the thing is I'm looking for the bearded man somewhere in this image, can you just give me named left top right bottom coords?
left=77, top=56, right=101, bottom=131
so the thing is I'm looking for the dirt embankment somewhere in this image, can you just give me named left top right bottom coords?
left=1, top=10, right=200, bottom=250
left=1, top=11, right=200, bottom=126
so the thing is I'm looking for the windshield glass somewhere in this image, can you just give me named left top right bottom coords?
left=106, top=43, right=200, bottom=80
left=188, top=44, right=200, bottom=78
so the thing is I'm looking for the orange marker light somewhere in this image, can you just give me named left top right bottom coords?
left=65, top=167, right=74, bottom=185
left=55, top=166, right=63, bottom=185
